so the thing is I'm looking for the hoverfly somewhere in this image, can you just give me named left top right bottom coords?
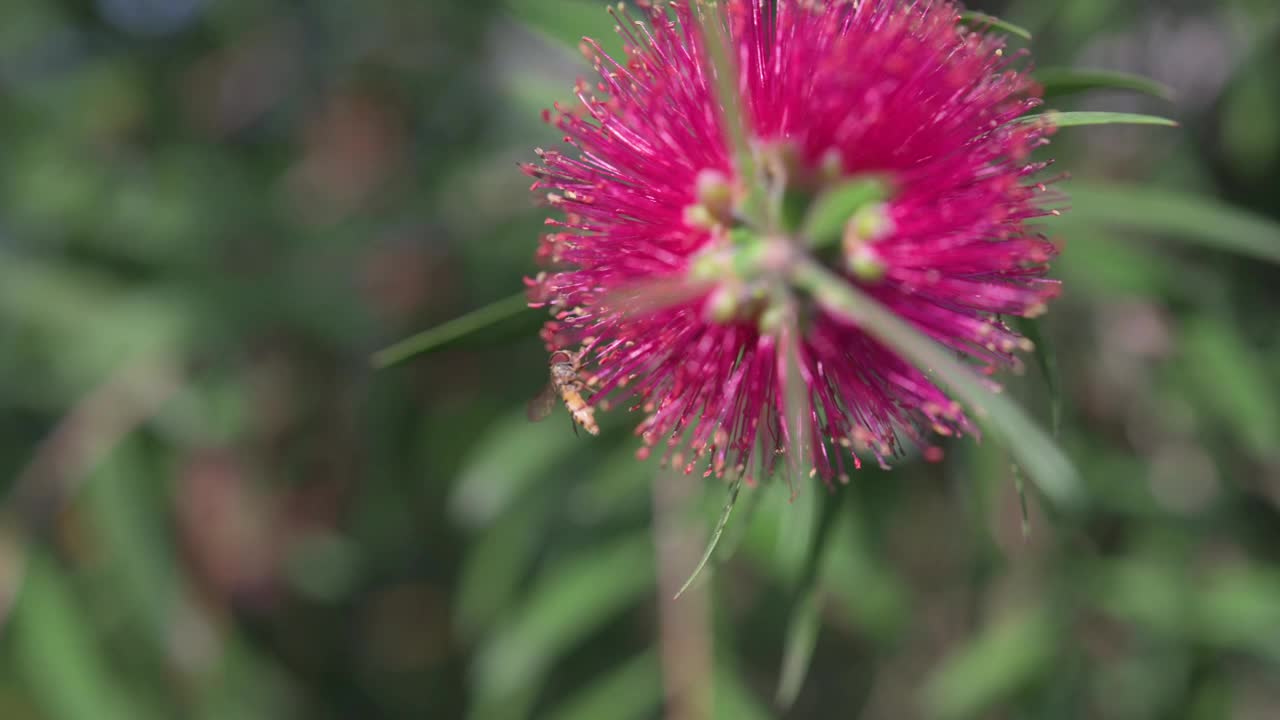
left=527, top=348, right=599, bottom=435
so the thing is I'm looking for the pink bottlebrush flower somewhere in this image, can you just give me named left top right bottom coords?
left=523, top=0, right=1060, bottom=484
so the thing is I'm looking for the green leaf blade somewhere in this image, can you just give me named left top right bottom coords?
left=924, top=610, right=1057, bottom=719
left=504, top=0, right=618, bottom=53
left=958, top=10, right=1033, bottom=40
left=775, top=490, right=842, bottom=710
left=1027, top=111, right=1179, bottom=128
left=1036, top=67, right=1175, bottom=101
left=1015, top=317, right=1061, bottom=437
left=13, top=552, right=165, bottom=720
left=544, top=652, right=663, bottom=720
left=1058, top=183, right=1280, bottom=265
left=473, top=533, right=656, bottom=709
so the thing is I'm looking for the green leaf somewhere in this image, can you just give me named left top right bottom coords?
left=801, top=176, right=892, bottom=249
left=1035, top=68, right=1174, bottom=101
left=1060, top=183, right=1280, bottom=265
left=0, top=252, right=190, bottom=401
left=1025, top=111, right=1179, bottom=128
left=1195, top=568, right=1280, bottom=662
left=777, top=592, right=822, bottom=710
left=1091, top=557, right=1190, bottom=637
left=455, top=440, right=649, bottom=639
left=1220, top=65, right=1280, bottom=180
left=923, top=610, right=1056, bottom=719
left=545, top=652, right=663, bottom=720
left=736, top=482, right=907, bottom=644
left=1014, top=317, right=1061, bottom=437
left=1182, top=316, right=1280, bottom=458
left=82, top=442, right=182, bottom=651
left=1012, top=462, right=1031, bottom=539
left=12, top=551, right=163, bottom=720
left=792, top=260, right=1085, bottom=510
left=1051, top=228, right=1176, bottom=298
left=775, top=490, right=842, bottom=709
left=504, top=0, right=620, bottom=54
left=819, top=510, right=909, bottom=645
left=958, top=10, right=1032, bottom=40
left=770, top=481, right=819, bottom=587
left=675, top=477, right=742, bottom=599
left=454, top=493, right=554, bottom=640
left=448, top=407, right=582, bottom=529
left=372, top=292, right=530, bottom=369
left=715, top=665, right=775, bottom=720
left=473, top=533, right=655, bottom=707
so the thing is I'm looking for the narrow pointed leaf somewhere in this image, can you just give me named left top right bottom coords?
left=1024, top=111, right=1178, bottom=128
left=924, top=610, right=1056, bottom=719
left=1012, top=462, right=1031, bottom=539
left=674, top=477, right=743, bottom=599
left=1036, top=67, right=1175, bottom=101
left=792, top=260, right=1084, bottom=509
left=545, top=652, right=662, bottom=720
left=14, top=552, right=164, bottom=720
left=474, top=533, right=655, bottom=704
left=958, top=11, right=1032, bottom=40
left=372, top=292, right=530, bottom=368
left=776, top=490, right=842, bottom=709
left=1058, top=184, right=1280, bottom=265
left=1015, top=316, right=1061, bottom=436
left=504, top=0, right=618, bottom=54
left=715, top=665, right=775, bottom=720
left=449, top=407, right=581, bottom=528
left=454, top=494, right=553, bottom=639
left=1183, top=317, right=1280, bottom=458
left=777, top=592, right=822, bottom=710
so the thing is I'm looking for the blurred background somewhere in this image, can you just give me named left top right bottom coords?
left=1, top=0, right=1279, bottom=718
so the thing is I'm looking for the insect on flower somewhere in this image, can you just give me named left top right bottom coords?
left=527, top=348, right=600, bottom=436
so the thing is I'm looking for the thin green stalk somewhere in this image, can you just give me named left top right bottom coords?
left=372, top=292, right=530, bottom=369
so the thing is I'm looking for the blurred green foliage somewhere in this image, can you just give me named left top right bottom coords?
left=1, top=0, right=1280, bottom=718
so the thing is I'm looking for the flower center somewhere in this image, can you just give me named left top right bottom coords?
left=684, top=140, right=894, bottom=328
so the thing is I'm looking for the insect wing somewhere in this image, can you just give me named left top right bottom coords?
left=527, top=383, right=557, bottom=422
